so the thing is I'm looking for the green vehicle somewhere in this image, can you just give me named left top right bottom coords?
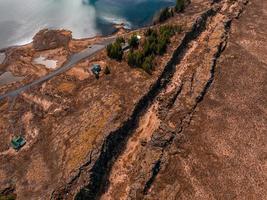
left=11, top=136, right=26, bottom=151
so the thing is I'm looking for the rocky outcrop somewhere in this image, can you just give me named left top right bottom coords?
left=33, top=29, right=72, bottom=51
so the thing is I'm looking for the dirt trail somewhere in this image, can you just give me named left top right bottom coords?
left=101, top=3, right=235, bottom=199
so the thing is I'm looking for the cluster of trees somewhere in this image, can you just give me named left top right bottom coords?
left=106, top=37, right=125, bottom=61
left=127, top=25, right=178, bottom=74
left=106, top=0, right=186, bottom=62
left=106, top=25, right=181, bottom=75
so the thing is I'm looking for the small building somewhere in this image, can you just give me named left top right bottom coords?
left=91, top=64, right=101, bottom=76
left=122, top=42, right=130, bottom=51
left=11, top=136, right=26, bottom=151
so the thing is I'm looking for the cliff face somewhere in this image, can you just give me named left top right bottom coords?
left=1, top=0, right=266, bottom=199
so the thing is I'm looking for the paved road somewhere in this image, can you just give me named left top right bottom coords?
left=0, top=37, right=115, bottom=101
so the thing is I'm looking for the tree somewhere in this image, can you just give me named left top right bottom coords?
left=127, top=50, right=144, bottom=67
left=160, top=25, right=176, bottom=38
left=107, top=41, right=123, bottom=61
left=175, top=0, right=185, bottom=12
left=158, top=7, right=173, bottom=22
left=127, top=50, right=135, bottom=66
left=135, top=50, right=144, bottom=67
left=156, top=37, right=168, bottom=55
left=143, top=35, right=158, bottom=56
left=145, top=28, right=153, bottom=37
left=142, top=55, right=154, bottom=74
left=116, top=37, right=125, bottom=44
left=128, top=34, right=139, bottom=49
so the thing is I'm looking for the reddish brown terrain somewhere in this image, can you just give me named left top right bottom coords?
left=0, top=0, right=266, bottom=200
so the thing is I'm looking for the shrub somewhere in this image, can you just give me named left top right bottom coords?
left=104, top=66, right=111, bottom=74
left=128, top=34, right=139, bottom=49
left=175, top=0, right=185, bottom=12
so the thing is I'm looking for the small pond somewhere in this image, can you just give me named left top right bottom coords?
left=34, top=56, right=58, bottom=69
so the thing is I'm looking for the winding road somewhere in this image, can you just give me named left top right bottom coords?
left=0, top=37, right=115, bottom=101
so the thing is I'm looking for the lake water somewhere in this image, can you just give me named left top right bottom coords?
left=0, top=0, right=175, bottom=49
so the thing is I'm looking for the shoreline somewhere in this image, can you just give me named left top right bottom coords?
left=0, top=2, right=171, bottom=54
left=0, top=19, right=146, bottom=54
left=0, top=26, right=120, bottom=53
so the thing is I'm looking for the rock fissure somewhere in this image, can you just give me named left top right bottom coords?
left=71, top=7, right=217, bottom=200
left=100, top=1, right=249, bottom=199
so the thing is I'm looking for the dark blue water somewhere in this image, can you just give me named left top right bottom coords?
left=0, top=0, right=175, bottom=49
